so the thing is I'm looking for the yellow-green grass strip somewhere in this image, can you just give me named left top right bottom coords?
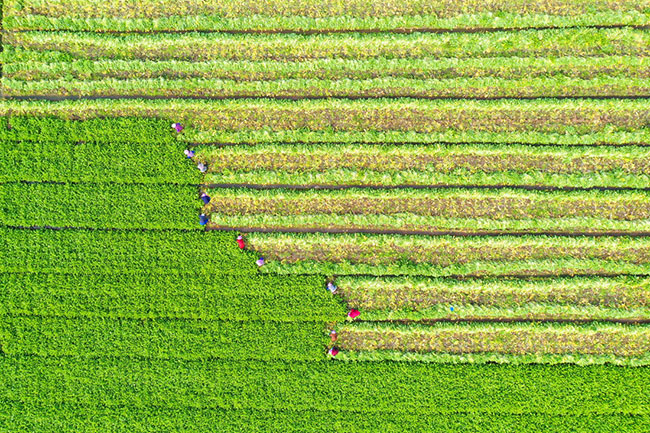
left=204, top=188, right=650, bottom=233
left=336, top=322, right=650, bottom=360
left=200, top=143, right=650, bottom=188
left=5, top=28, right=650, bottom=61
left=204, top=169, right=650, bottom=190
left=337, top=349, right=650, bottom=366
left=4, top=12, right=650, bottom=32
left=5, top=54, right=650, bottom=81
left=209, top=214, right=650, bottom=234
left=7, top=0, right=649, bottom=19
left=335, top=275, right=650, bottom=321
left=204, top=188, right=650, bottom=219
left=246, top=232, right=650, bottom=276
left=5, top=76, right=650, bottom=99
left=1, top=98, right=649, bottom=139
left=189, top=129, right=650, bottom=146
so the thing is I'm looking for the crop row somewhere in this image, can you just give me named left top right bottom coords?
left=209, top=212, right=650, bottom=234
left=0, top=228, right=257, bottom=274
left=2, top=403, right=648, bottom=433
left=200, top=143, right=650, bottom=189
left=5, top=29, right=650, bottom=62
left=5, top=76, right=650, bottom=99
left=6, top=54, right=650, bottom=82
left=245, top=232, right=650, bottom=276
left=5, top=54, right=650, bottom=82
left=190, top=129, right=650, bottom=146
left=1, top=99, right=649, bottom=142
left=0, top=317, right=329, bottom=361
left=0, top=273, right=343, bottom=322
left=336, top=322, right=650, bottom=360
left=8, top=0, right=648, bottom=20
left=0, top=115, right=176, bottom=144
left=204, top=188, right=650, bottom=219
left=5, top=12, right=650, bottom=33
left=0, top=182, right=199, bottom=229
left=2, top=356, right=649, bottom=414
left=203, top=188, right=650, bottom=233
left=0, top=139, right=197, bottom=184
left=335, top=276, right=650, bottom=321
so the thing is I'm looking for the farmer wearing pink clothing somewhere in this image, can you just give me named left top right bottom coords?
left=348, top=309, right=360, bottom=319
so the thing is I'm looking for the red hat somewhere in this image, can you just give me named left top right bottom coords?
left=328, top=347, right=339, bottom=356
left=348, top=309, right=360, bottom=319
left=236, top=237, right=245, bottom=249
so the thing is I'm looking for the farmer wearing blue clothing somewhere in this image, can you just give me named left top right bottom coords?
left=199, top=214, right=209, bottom=226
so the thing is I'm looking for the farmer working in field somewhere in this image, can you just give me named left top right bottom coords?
left=199, top=214, right=209, bottom=226
left=236, top=235, right=246, bottom=249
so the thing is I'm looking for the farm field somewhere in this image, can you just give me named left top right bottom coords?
left=0, top=0, right=649, bottom=432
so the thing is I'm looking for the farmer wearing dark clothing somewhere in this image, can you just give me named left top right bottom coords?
left=201, top=192, right=211, bottom=205
left=172, top=123, right=183, bottom=133
left=199, top=214, right=209, bottom=226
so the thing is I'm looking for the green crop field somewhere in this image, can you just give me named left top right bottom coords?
left=1, top=0, right=649, bottom=431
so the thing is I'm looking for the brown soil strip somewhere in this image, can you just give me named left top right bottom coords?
left=6, top=94, right=650, bottom=102
left=204, top=182, right=650, bottom=192
left=207, top=224, right=650, bottom=237
left=5, top=24, right=650, bottom=35
left=360, top=317, right=650, bottom=325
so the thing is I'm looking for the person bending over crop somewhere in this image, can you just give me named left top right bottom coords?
left=200, top=192, right=211, bottom=205
left=236, top=235, right=246, bottom=249
left=199, top=214, right=209, bottom=226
